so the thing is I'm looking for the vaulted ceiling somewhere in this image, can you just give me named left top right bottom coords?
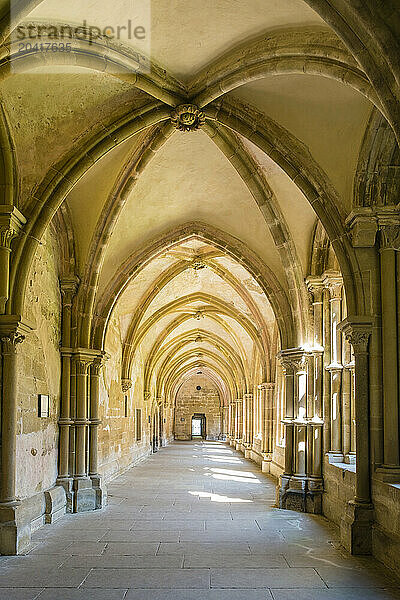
left=1, top=0, right=382, bottom=398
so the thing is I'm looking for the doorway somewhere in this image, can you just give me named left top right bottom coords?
left=192, top=414, right=206, bottom=439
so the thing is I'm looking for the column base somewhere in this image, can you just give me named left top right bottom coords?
left=0, top=502, right=31, bottom=555
left=244, top=444, right=252, bottom=459
left=72, top=477, right=106, bottom=512
left=340, top=500, right=374, bottom=555
left=344, top=453, right=356, bottom=466
left=278, top=475, right=323, bottom=514
left=261, top=453, right=272, bottom=473
left=90, top=474, right=107, bottom=509
left=57, top=477, right=74, bottom=512
left=327, top=451, right=345, bottom=464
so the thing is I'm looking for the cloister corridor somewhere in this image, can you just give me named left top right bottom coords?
left=0, top=441, right=399, bottom=600
left=2, top=0, right=400, bottom=593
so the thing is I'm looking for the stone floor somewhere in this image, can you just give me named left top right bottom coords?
left=1, top=441, right=400, bottom=599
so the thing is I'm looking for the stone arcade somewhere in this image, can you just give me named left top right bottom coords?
left=0, top=0, right=400, bottom=597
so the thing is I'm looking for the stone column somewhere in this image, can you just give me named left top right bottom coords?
left=0, top=317, right=33, bottom=554
left=278, top=348, right=321, bottom=514
left=325, top=274, right=344, bottom=462
left=306, top=277, right=324, bottom=419
left=306, top=420, right=323, bottom=512
left=57, top=278, right=79, bottom=501
left=72, top=349, right=99, bottom=512
left=222, top=405, right=229, bottom=439
left=89, top=353, right=109, bottom=508
left=74, top=357, right=90, bottom=478
left=229, top=401, right=235, bottom=445
left=322, top=288, right=331, bottom=454
left=235, top=398, right=243, bottom=445
left=278, top=352, right=295, bottom=478
left=0, top=207, right=26, bottom=314
left=259, top=383, right=275, bottom=456
left=338, top=317, right=374, bottom=554
left=243, top=392, right=253, bottom=456
left=378, top=226, right=400, bottom=480
left=342, top=340, right=354, bottom=463
left=0, top=331, right=24, bottom=503
left=277, top=350, right=297, bottom=506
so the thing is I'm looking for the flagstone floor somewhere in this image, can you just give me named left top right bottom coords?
left=1, top=441, right=400, bottom=599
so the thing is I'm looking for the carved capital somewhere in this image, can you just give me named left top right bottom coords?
left=379, top=225, right=400, bottom=251
left=144, top=391, right=151, bottom=401
left=305, top=276, right=324, bottom=302
left=171, top=104, right=206, bottom=132
left=1, top=331, right=25, bottom=354
left=60, top=276, right=80, bottom=303
left=338, top=317, right=372, bottom=355
left=322, top=271, right=343, bottom=299
left=0, top=206, right=26, bottom=249
left=121, top=378, right=132, bottom=393
left=91, top=353, right=109, bottom=376
left=278, top=348, right=311, bottom=373
left=0, top=315, right=34, bottom=353
left=74, top=359, right=90, bottom=376
left=258, top=382, right=275, bottom=390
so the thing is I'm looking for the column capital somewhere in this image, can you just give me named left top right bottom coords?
left=278, top=348, right=311, bottom=372
left=121, top=378, right=132, bottom=393
left=0, top=315, right=34, bottom=352
left=91, top=352, right=110, bottom=376
left=338, top=317, right=372, bottom=354
left=0, top=205, right=26, bottom=249
left=345, top=207, right=400, bottom=248
left=322, top=271, right=343, bottom=299
left=73, top=348, right=101, bottom=372
left=258, top=382, right=275, bottom=390
left=379, top=224, right=400, bottom=251
left=60, top=276, right=80, bottom=300
left=305, top=276, right=324, bottom=301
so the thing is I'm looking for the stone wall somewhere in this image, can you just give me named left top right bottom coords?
left=100, top=313, right=151, bottom=481
left=372, top=479, right=400, bottom=572
left=17, top=227, right=62, bottom=500
left=322, top=460, right=356, bottom=526
left=174, top=375, right=221, bottom=440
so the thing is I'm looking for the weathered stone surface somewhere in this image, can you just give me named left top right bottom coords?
left=174, top=375, right=221, bottom=440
